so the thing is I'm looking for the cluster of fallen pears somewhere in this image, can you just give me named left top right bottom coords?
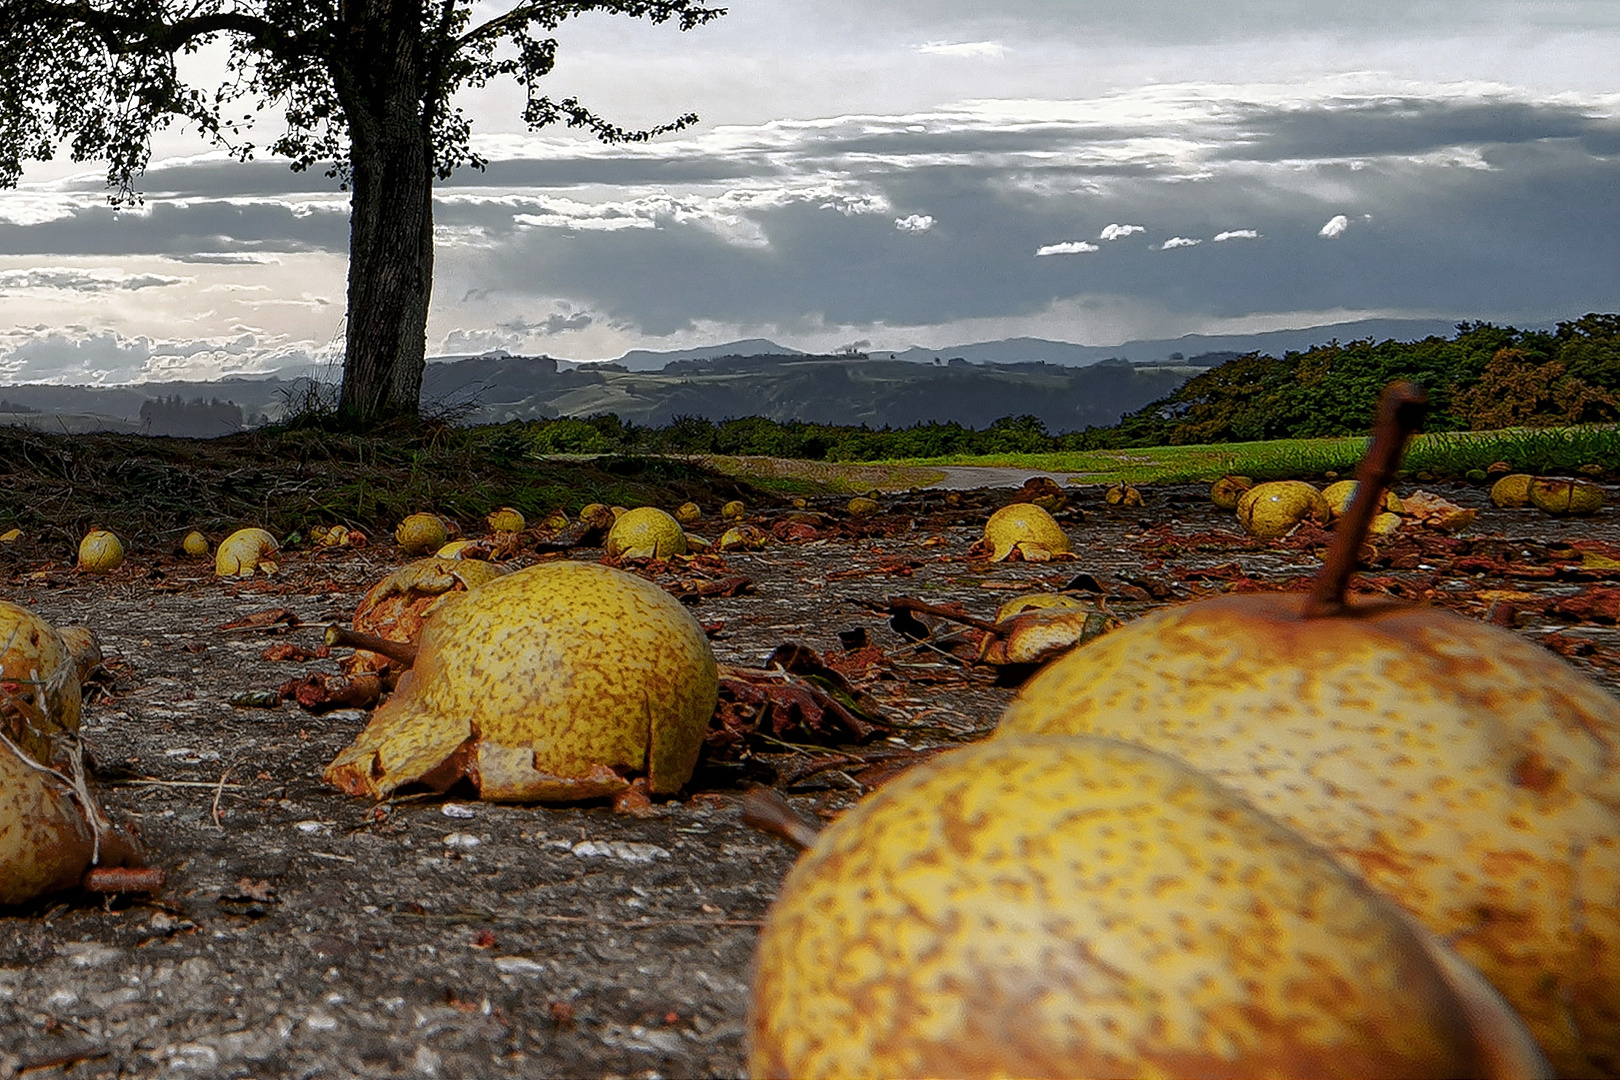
left=2, top=382, right=1617, bottom=1078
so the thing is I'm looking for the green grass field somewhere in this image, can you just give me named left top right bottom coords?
left=883, top=425, right=1620, bottom=486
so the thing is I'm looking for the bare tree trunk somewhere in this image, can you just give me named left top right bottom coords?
left=335, top=0, right=433, bottom=425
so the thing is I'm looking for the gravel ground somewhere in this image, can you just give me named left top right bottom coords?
left=3, top=481, right=1617, bottom=1079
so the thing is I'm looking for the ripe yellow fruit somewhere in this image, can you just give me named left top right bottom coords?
left=1528, top=477, right=1605, bottom=516
left=997, top=591, right=1620, bottom=1076
left=181, top=530, right=210, bottom=557
left=1235, top=480, right=1330, bottom=538
left=674, top=502, right=702, bottom=524
left=1490, top=473, right=1535, bottom=508
left=77, top=530, right=124, bottom=573
left=395, top=512, right=450, bottom=555
left=434, top=539, right=485, bottom=560
left=0, top=601, right=81, bottom=760
left=846, top=496, right=881, bottom=517
left=486, top=507, right=526, bottom=534
left=323, top=562, right=718, bottom=801
left=979, top=503, right=1070, bottom=562
left=1209, top=474, right=1254, bottom=510
left=1322, top=479, right=1403, bottom=517
left=720, top=500, right=746, bottom=520
left=578, top=503, right=615, bottom=532
left=992, top=592, right=1090, bottom=622
left=605, top=506, right=688, bottom=560
left=750, top=734, right=1542, bottom=1080
left=215, top=527, right=280, bottom=577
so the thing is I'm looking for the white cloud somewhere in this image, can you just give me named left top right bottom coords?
left=1099, top=223, right=1146, bottom=241
left=1160, top=236, right=1202, bottom=249
left=917, top=41, right=1006, bottom=59
left=1212, top=229, right=1260, bottom=241
left=0, top=267, right=189, bottom=293
left=895, top=214, right=935, bottom=232
left=1320, top=214, right=1351, bottom=238
left=1035, top=241, right=1101, bottom=255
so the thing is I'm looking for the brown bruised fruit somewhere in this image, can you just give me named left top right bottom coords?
left=0, top=600, right=81, bottom=761
left=997, top=383, right=1620, bottom=1077
left=748, top=733, right=1549, bottom=1080
left=1210, top=474, right=1255, bottom=510
left=343, top=557, right=510, bottom=675
left=323, top=562, right=718, bottom=802
left=1528, top=476, right=1604, bottom=516
left=1490, top=473, right=1535, bottom=508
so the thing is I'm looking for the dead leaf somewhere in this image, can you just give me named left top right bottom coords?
left=217, top=608, right=299, bottom=632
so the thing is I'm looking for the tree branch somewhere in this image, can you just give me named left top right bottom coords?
left=456, top=0, right=723, bottom=52
left=18, top=0, right=307, bottom=60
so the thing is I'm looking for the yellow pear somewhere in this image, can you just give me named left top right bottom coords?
left=215, top=528, right=279, bottom=577
left=77, top=530, right=124, bottom=573
left=605, top=507, right=688, bottom=560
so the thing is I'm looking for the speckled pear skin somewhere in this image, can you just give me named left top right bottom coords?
left=395, top=513, right=450, bottom=555
left=1322, top=479, right=1403, bottom=517
left=77, top=530, right=124, bottom=572
left=1210, top=474, right=1254, bottom=511
left=749, top=734, right=1501, bottom=1080
left=0, top=737, right=98, bottom=906
left=214, top=527, right=279, bottom=577
left=1235, top=480, right=1330, bottom=538
left=323, top=561, right=718, bottom=802
left=998, top=591, right=1620, bottom=1077
left=605, top=507, right=688, bottom=560
left=0, top=601, right=80, bottom=762
left=981, top=503, right=1070, bottom=562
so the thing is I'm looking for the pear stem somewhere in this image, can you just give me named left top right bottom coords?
left=324, top=625, right=419, bottom=667
left=1303, top=381, right=1430, bottom=618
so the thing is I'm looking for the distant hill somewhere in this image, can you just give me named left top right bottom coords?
left=610, top=338, right=806, bottom=371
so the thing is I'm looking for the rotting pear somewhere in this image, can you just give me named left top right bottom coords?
left=323, top=561, right=718, bottom=802
left=1209, top=474, right=1254, bottom=510
left=181, top=530, right=210, bottom=557
left=215, top=528, right=279, bottom=577
left=720, top=500, right=746, bottom=521
left=674, top=502, right=702, bottom=524
left=1490, top=473, right=1535, bottom=508
left=846, top=496, right=880, bottom=517
left=974, top=503, right=1070, bottom=562
left=486, top=507, right=526, bottom=534
left=1528, top=477, right=1605, bottom=516
left=997, top=383, right=1620, bottom=1076
left=342, top=557, right=509, bottom=675
left=748, top=734, right=1550, bottom=1080
left=0, top=600, right=81, bottom=761
left=1103, top=483, right=1141, bottom=507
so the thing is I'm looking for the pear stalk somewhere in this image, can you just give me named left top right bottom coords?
left=324, top=625, right=419, bottom=667
left=1304, top=381, right=1429, bottom=618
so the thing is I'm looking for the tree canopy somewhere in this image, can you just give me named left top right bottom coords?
left=0, top=0, right=725, bottom=422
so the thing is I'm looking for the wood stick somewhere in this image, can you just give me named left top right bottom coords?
left=740, top=786, right=823, bottom=851
left=1305, top=381, right=1429, bottom=619
left=83, top=866, right=166, bottom=893
left=324, top=625, right=419, bottom=667
left=884, top=596, right=1001, bottom=634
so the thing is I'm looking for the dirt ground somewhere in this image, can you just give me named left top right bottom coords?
left=3, top=480, right=1618, bottom=1079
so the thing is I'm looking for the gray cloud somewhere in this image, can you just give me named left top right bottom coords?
left=0, top=268, right=187, bottom=292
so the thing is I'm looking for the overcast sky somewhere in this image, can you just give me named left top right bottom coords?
left=2, top=0, right=1618, bottom=383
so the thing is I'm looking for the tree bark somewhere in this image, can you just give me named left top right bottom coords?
left=335, top=0, right=434, bottom=424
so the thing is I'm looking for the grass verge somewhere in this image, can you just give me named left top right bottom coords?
left=888, top=425, right=1620, bottom=485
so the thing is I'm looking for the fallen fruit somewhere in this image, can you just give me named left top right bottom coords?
left=540, top=509, right=570, bottom=532
left=605, top=506, right=688, bottom=560
left=1209, top=474, right=1254, bottom=510
left=992, top=592, right=1090, bottom=622
left=0, top=601, right=81, bottom=759
left=1490, top=473, right=1535, bottom=508
left=717, top=525, right=768, bottom=551
left=1011, top=475, right=1066, bottom=512
left=578, top=504, right=615, bottom=532
left=396, top=513, right=450, bottom=555
left=997, top=383, right=1620, bottom=1076
left=976, top=503, right=1070, bottom=562
left=323, top=561, right=719, bottom=801
left=846, top=496, right=881, bottom=517
left=215, top=527, right=280, bottom=577
left=181, top=530, right=210, bottom=557
left=1401, top=490, right=1479, bottom=531
left=55, top=626, right=102, bottom=685
left=1235, top=479, right=1330, bottom=539
left=1322, top=479, right=1402, bottom=517
left=77, top=529, right=124, bottom=573
left=1528, top=477, right=1605, bottom=516
left=487, top=507, right=526, bottom=534
left=1103, top=482, right=1141, bottom=507
left=720, top=500, right=746, bottom=521
left=749, top=733, right=1547, bottom=1080
left=344, top=557, right=510, bottom=674
left=674, top=502, right=702, bottom=524
left=434, top=539, right=486, bottom=559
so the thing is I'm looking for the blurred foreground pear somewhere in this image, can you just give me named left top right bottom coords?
left=749, top=734, right=1549, bottom=1080
left=324, top=562, right=717, bottom=801
left=998, top=383, right=1620, bottom=1075
left=0, top=600, right=81, bottom=761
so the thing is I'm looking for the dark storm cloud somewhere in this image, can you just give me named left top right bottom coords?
left=0, top=198, right=348, bottom=257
